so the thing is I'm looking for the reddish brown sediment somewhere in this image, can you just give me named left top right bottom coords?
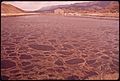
left=1, top=15, right=119, bottom=80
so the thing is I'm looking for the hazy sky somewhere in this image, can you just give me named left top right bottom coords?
left=2, top=1, right=90, bottom=11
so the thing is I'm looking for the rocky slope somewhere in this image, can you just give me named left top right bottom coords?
left=1, top=3, right=24, bottom=13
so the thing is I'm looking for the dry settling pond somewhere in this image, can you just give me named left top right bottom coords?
left=1, top=15, right=119, bottom=80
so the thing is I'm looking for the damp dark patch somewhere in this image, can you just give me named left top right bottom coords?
left=110, top=55, right=119, bottom=60
left=83, top=71, right=98, bottom=79
left=66, top=75, right=79, bottom=80
left=10, top=70, right=20, bottom=73
left=48, top=74, right=55, bottom=77
left=57, top=51, right=73, bottom=55
left=22, top=61, right=31, bottom=66
left=102, top=51, right=111, bottom=55
left=54, top=67, right=65, bottom=73
left=44, top=52, right=51, bottom=54
left=60, top=47, right=68, bottom=50
left=13, top=41, right=20, bottom=44
left=39, top=72, right=45, bottom=75
left=54, top=67, right=64, bottom=73
left=79, top=48, right=86, bottom=51
left=18, top=51, right=27, bottom=54
left=14, top=37, right=24, bottom=40
left=19, top=54, right=32, bottom=59
left=72, top=44, right=80, bottom=47
left=27, top=40, right=36, bottom=43
left=90, top=61, right=102, bottom=68
left=71, top=40, right=78, bottom=42
left=7, top=57, right=18, bottom=61
left=101, top=55, right=109, bottom=59
left=9, top=53, right=17, bottom=56
left=29, top=44, right=55, bottom=51
left=86, top=59, right=96, bottom=66
left=19, top=47, right=28, bottom=50
left=96, top=53, right=102, bottom=56
left=65, top=58, right=84, bottom=64
left=112, top=60, right=119, bottom=66
left=5, top=47, right=15, bottom=50
left=1, top=75, right=9, bottom=80
left=81, top=54, right=88, bottom=58
left=85, top=71, right=98, bottom=79
left=107, top=40, right=113, bottom=43
left=62, top=44, right=73, bottom=49
left=22, top=65, right=34, bottom=70
left=91, top=49, right=99, bottom=53
left=1, top=60, right=16, bottom=69
left=54, top=59, right=63, bottom=66
left=15, top=74, right=22, bottom=77
left=48, top=39, right=57, bottom=44
left=109, top=64, right=119, bottom=72
left=112, top=50, right=119, bottom=54
left=31, top=59, right=40, bottom=62
left=2, top=43, right=15, bottom=46
left=86, top=71, right=98, bottom=76
left=47, top=68, right=56, bottom=72
left=28, top=37, right=37, bottom=39
left=6, top=50, right=15, bottom=54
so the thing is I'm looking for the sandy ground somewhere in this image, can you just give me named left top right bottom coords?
left=1, top=13, right=38, bottom=16
left=1, top=15, right=119, bottom=80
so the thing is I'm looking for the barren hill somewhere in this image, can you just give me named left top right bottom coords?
left=1, top=3, right=24, bottom=13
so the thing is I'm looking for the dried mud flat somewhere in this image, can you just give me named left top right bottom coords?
left=1, top=15, right=119, bottom=80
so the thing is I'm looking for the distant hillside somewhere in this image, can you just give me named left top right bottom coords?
left=1, top=3, right=24, bottom=13
left=34, top=1, right=119, bottom=13
left=67, top=1, right=119, bottom=13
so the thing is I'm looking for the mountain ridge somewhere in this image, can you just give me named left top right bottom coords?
left=34, top=1, right=119, bottom=13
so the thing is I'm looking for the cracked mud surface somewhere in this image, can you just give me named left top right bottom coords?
left=1, top=15, right=119, bottom=80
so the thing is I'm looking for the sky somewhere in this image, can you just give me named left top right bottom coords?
left=2, top=1, right=90, bottom=11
